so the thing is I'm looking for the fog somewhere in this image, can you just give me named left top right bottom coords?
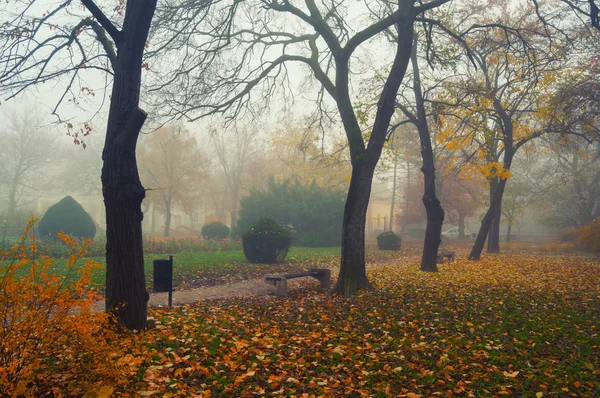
left=2, top=102, right=596, bottom=244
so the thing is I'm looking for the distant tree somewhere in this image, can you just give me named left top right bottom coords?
left=0, top=110, right=59, bottom=214
left=138, top=125, right=208, bottom=237
left=441, top=174, right=481, bottom=238
left=536, top=136, right=600, bottom=228
left=268, top=123, right=351, bottom=190
left=236, top=179, right=345, bottom=247
left=209, top=128, right=266, bottom=227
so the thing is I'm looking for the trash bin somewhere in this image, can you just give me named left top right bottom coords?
left=153, top=256, right=173, bottom=306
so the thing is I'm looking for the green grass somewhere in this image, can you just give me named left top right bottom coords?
left=15, top=246, right=345, bottom=289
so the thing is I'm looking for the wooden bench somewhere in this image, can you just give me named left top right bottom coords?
left=437, top=251, right=456, bottom=264
left=263, top=268, right=331, bottom=297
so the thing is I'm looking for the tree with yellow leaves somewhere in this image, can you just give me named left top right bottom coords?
left=434, top=1, right=574, bottom=259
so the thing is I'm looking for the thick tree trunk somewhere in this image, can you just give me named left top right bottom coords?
left=335, top=166, right=375, bottom=294
left=102, top=0, right=157, bottom=330
left=333, top=18, right=414, bottom=295
left=411, top=33, right=444, bottom=272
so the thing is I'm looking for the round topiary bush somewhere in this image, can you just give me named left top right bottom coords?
left=201, top=221, right=230, bottom=240
left=242, top=218, right=292, bottom=263
left=38, top=196, right=96, bottom=240
left=377, top=231, right=401, bottom=251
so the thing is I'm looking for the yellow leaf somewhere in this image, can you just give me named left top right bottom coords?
left=465, top=321, right=474, bottom=327
left=536, top=392, right=544, bottom=398
left=97, top=386, right=114, bottom=398
left=503, top=370, right=520, bottom=378
left=585, top=363, right=594, bottom=370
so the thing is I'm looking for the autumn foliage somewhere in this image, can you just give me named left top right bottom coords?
left=579, top=217, right=600, bottom=254
left=0, top=220, right=123, bottom=395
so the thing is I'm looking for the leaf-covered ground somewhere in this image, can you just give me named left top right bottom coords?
left=110, top=254, right=599, bottom=396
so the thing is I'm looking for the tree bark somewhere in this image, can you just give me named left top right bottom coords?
left=487, top=177, right=501, bottom=253
left=332, top=17, right=414, bottom=294
left=336, top=166, right=376, bottom=294
left=411, top=33, right=444, bottom=272
left=506, top=221, right=512, bottom=243
left=487, top=203, right=501, bottom=253
left=102, top=0, right=157, bottom=330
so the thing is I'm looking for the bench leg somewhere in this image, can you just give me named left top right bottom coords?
left=274, top=278, right=288, bottom=297
left=313, top=269, right=331, bottom=289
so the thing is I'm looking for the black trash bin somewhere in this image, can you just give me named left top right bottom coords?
left=153, top=255, right=173, bottom=306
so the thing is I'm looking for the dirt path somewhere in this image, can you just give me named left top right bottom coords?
left=149, top=253, right=429, bottom=307
left=149, top=278, right=276, bottom=307
left=95, top=253, right=441, bottom=310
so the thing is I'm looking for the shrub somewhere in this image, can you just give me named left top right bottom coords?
left=559, top=227, right=580, bottom=243
left=242, top=218, right=292, bottom=263
left=377, top=231, right=401, bottom=251
left=201, top=221, right=230, bottom=240
left=38, top=196, right=96, bottom=240
left=579, top=218, right=600, bottom=254
left=236, top=178, right=344, bottom=247
left=0, top=219, right=125, bottom=395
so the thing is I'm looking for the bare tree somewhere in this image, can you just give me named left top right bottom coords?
left=138, top=125, right=208, bottom=237
left=209, top=128, right=264, bottom=227
left=0, top=109, right=59, bottom=214
left=150, top=0, right=458, bottom=294
left=1, top=0, right=160, bottom=329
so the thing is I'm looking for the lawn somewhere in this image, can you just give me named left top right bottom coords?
left=45, top=245, right=422, bottom=289
left=112, top=254, right=600, bottom=396
left=46, top=246, right=345, bottom=288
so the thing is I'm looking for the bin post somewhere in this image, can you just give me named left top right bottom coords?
left=168, top=255, right=173, bottom=307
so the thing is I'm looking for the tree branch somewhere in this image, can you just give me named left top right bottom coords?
left=80, top=0, right=122, bottom=44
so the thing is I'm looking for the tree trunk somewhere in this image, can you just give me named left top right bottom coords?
left=151, top=205, right=156, bottom=234
left=163, top=198, right=172, bottom=237
left=487, top=178, right=501, bottom=253
left=332, top=18, right=414, bottom=295
left=469, top=156, right=514, bottom=260
left=458, top=214, right=466, bottom=238
left=102, top=0, right=157, bottom=330
left=506, top=221, right=512, bottom=243
left=335, top=166, right=375, bottom=294
left=487, top=203, right=501, bottom=253
left=389, top=153, right=398, bottom=232
left=411, top=33, right=444, bottom=272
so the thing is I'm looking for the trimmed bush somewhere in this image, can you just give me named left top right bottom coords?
left=201, top=221, right=230, bottom=240
left=38, top=196, right=96, bottom=240
left=242, top=218, right=292, bottom=263
left=235, top=178, right=345, bottom=247
left=377, top=231, right=401, bottom=251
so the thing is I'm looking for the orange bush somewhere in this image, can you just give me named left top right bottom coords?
left=0, top=219, right=125, bottom=395
left=579, top=218, right=600, bottom=254
left=541, top=242, right=575, bottom=253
